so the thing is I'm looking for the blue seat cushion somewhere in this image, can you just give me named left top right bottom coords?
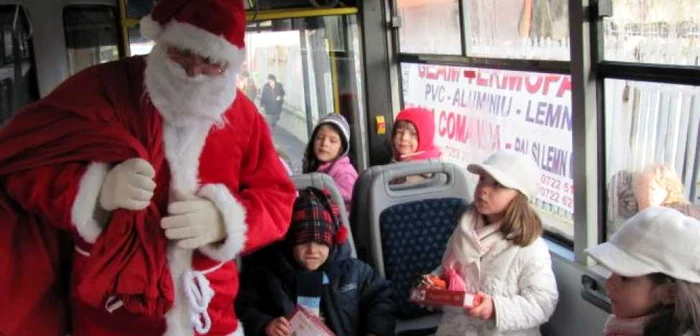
left=380, top=197, right=467, bottom=318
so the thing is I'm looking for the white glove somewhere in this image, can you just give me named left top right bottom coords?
left=99, top=158, right=156, bottom=211
left=161, top=190, right=226, bottom=249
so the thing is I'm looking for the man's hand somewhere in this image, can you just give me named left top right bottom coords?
left=464, top=292, right=495, bottom=320
left=265, top=317, right=291, bottom=336
left=161, top=190, right=226, bottom=249
left=99, top=158, right=156, bottom=211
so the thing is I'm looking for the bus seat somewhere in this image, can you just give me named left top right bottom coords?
left=291, top=172, right=357, bottom=258
left=352, top=161, right=473, bottom=332
left=351, top=159, right=450, bottom=262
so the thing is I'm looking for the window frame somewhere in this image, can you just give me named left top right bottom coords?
left=391, top=0, right=700, bottom=260
left=592, top=4, right=700, bottom=248
left=392, top=0, right=577, bottom=250
left=62, top=4, right=125, bottom=75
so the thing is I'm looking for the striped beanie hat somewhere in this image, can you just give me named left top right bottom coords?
left=288, top=187, right=348, bottom=247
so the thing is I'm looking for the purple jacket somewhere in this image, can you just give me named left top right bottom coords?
left=317, top=155, right=358, bottom=212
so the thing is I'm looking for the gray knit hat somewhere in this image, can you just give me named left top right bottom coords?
left=315, top=113, right=351, bottom=156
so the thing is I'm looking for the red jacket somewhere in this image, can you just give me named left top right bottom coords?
left=0, top=56, right=296, bottom=336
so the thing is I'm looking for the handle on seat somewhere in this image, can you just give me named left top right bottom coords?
left=384, top=160, right=454, bottom=181
left=581, top=274, right=611, bottom=313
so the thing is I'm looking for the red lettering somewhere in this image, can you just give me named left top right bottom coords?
left=439, top=110, right=448, bottom=137
left=542, top=75, right=560, bottom=96
left=556, top=76, right=572, bottom=97
left=506, top=75, right=523, bottom=92
left=476, top=71, right=489, bottom=87
left=435, top=67, right=447, bottom=81
left=418, top=65, right=427, bottom=78
left=525, top=76, right=543, bottom=94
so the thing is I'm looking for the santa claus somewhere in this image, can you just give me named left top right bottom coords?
left=0, top=0, right=296, bottom=335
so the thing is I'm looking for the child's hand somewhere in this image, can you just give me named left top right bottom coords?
left=265, top=316, right=291, bottom=336
left=464, top=292, right=494, bottom=320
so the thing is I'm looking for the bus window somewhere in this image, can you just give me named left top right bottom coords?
left=128, top=25, right=155, bottom=56
left=0, top=5, right=38, bottom=125
left=603, top=1, right=700, bottom=66
left=63, top=6, right=121, bottom=75
left=605, top=80, right=700, bottom=238
left=400, top=63, right=574, bottom=241
left=396, top=0, right=462, bottom=55
left=601, top=1, right=699, bottom=240
left=245, top=15, right=365, bottom=175
left=464, top=0, right=569, bottom=60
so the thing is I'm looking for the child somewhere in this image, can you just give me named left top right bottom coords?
left=633, top=164, right=700, bottom=219
left=390, top=107, right=441, bottom=184
left=586, top=207, right=700, bottom=336
left=302, top=113, right=358, bottom=212
left=434, top=150, right=558, bottom=335
left=236, top=187, right=396, bottom=336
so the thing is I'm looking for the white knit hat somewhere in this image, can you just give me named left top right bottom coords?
left=467, top=150, right=541, bottom=199
left=315, top=113, right=351, bottom=156
left=587, top=207, right=700, bottom=283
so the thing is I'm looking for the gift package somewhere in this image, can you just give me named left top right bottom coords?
left=409, top=269, right=482, bottom=308
left=288, top=306, right=336, bottom=336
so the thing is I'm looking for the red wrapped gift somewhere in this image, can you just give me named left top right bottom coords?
left=409, top=287, right=481, bottom=308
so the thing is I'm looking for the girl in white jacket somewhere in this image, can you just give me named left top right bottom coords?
left=435, top=150, right=558, bottom=336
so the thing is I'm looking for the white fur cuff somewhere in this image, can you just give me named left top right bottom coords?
left=72, top=162, right=109, bottom=243
left=197, top=184, right=248, bottom=261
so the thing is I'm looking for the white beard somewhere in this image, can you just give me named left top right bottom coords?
left=144, top=43, right=238, bottom=127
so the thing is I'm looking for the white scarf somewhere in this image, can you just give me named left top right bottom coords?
left=442, top=209, right=506, bottom=271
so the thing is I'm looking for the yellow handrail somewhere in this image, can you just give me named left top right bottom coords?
left=246, top=7, right=358, bottom=21
left=118, top=0, right=130, bottom=55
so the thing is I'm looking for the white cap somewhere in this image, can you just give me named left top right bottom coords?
left=586, top=207, right=700, bottom=283
left=467, top=150, right=541, bottom=199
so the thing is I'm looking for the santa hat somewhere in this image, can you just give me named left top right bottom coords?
left=140, top=0, right=246, bottom=67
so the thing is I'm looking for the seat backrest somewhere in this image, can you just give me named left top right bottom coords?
left=351, top=159, right=448, bottom=261
left=352, top=161, right=473, bottom=271
left=369, top=161, right=472, bottom=275
left=354, top=161, right=473, bottom=318
left=291, top=173, right=357, bottom=258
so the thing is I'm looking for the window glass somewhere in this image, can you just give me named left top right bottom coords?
left=464, top=0, right=569, bottom=60
left=63, top=6, right=121, bottom=75
left=128, top=26, right=155, bottom=56
left=246, top=15, right=365, bottom=174
left=0, top=5, right=39, bottom=125
left=397, top=0, right=462, bottom=55
left=603, top=1, right=700, bottom=66
left=605, top=79, right=700, bottom=238
left=401, top=63, right=574, bottom=240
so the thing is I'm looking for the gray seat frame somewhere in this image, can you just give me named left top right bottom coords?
left=291, top=172, right=357, bottom=258
left=355, top=160, right=473, bottom=277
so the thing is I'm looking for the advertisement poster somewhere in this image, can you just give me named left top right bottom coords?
left=401, top=64, right=574, bottom=236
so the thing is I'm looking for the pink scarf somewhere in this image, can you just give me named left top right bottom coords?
left=601, top=314, right=658, bottom=336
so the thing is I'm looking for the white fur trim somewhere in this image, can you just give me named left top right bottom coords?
left=71, top=162, right=109, bottom=243
left=165, top=248, right=194, bottom=336
left=162, top=122, right=213, bottom=194
left=197, top=184, right=248, bottom=261
left=164, top=247, right=245, bottom=336
left=159, top=21, right=246, bottom=70
left=227, top=324, right=244, bottom=336
left=140, top=14, right=162, bottom=41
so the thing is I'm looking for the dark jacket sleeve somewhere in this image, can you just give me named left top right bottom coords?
left=235, top=266, right=277, bottom=336
left=356, top=261, right=396, bottom=336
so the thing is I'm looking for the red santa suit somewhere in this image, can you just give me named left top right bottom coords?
left=0, top=0, right=296, bottom=335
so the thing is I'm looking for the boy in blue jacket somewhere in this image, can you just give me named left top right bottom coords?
left=236, top=187, right=396, bottom=336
